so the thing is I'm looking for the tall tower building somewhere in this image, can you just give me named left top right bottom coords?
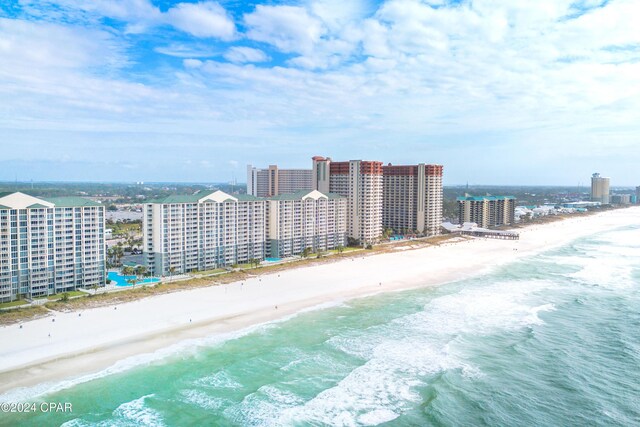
left=247, top=164, right=312, bottom=197
left=313, top=157, right=383, bottom=244
left=591, top=173, right=610, bottom=204
left=635, top=186, right=640, bottom=204
left=0, top=192, right=106, bottom=302
left=382, top=164, right=443, bottom=236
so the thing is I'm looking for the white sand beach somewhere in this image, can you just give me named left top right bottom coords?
left=1, top=207, right=638, bottom=396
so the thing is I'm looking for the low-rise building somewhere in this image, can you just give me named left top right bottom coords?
left=0, top=192, right=106, bottom=302
left=267, top=190, right=347, bottom=258
left=610, top=194, right=631, bottom=205
left=457, top=195, right=516, bottom=228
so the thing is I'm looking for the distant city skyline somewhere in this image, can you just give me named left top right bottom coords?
left=1, top=1, right=639, bottom=185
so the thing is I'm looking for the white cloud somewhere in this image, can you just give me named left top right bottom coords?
left=165, top=1, right=236, bottom=40
left=244, top=5, right=325, bottom=54
left=154, top=43, right=218, bottom=58
left=3, top=0, right=640, bottom=183
left=18, top=0, right=237, bottom=39
left=223, top=47, right=270, bottom=63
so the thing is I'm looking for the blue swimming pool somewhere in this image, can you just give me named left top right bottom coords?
left=108, top=271, right=160, bottom=287
left=264, top=257, right=282, bottom=262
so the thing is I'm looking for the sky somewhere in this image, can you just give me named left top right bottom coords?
left=0, top=0, right=639, bottom=185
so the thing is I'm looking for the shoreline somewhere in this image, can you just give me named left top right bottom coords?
left=1, top=207, right=638, bottom=397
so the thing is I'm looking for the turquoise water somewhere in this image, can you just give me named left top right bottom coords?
left=265, top=258, right=282, bottom=263
left=108, top=272, right=160, bottom=287
left=3, top=225, right=640, bottom=426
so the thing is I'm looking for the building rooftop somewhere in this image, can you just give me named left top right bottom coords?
left=457, top=195, right=516, bottom=202
left=147, top=190, right=263, bottom=204
left=42, top=197, right=103, bottom=207
left=268, top=189, right=344, bottom=201
left=0, top=192, right=102, bottom=209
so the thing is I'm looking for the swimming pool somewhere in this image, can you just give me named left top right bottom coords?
left=264, top=258, right=282, bottom=262
left=107, top=271, right=161, bottom=287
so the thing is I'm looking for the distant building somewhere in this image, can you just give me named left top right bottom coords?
left=591, top=173, right=610, bottom=204
left=636, top=186, right=640, bottom=204
left=0, top=192, right=106, bottom=302
left=312, top=157, right=383, bottom=244
left=457, top=195, right=516, bottom=228
left=143, top=191, right=266, bottom=276
left=610, top=194, right=631, bottom=205
left=247, top=164, right=313, bottom=197
left=382, top=163, right=443, bottom=236
left=266, top=190, right=347, bottom=258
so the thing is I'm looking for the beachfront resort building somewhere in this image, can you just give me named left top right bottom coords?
left=143, top=191, right=266, bottom=276
left=247, top=164, right=313, bottom=197
left=312, top=157, right=383, bottom=244
left=457, top=195, right=516, bottom=228
left=267, top=190, right=347, bottom=258
left=143, top=189, right=349, bottom=275
left=0, top=192, right=106, bottom=303
left=382, top=164, right=444, bottom=236
left=591, top=173, right=610, bottom=204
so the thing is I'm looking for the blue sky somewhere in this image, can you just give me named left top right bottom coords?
left=0, top=0, right=639, bottom=185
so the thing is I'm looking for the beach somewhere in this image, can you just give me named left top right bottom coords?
left=1, top=207, right=638, bottom=398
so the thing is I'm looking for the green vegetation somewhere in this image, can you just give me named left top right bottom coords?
left=106, top=220, right=141, bottom=237
left=0, top=300, right=30, bottom=309
left=0, top=181, right=246, bottom=203
left=47, top=290, right=86, bottom=301
left=0, top=305, right=49, bottom=325
left=191, top=268, right=227, bottom=276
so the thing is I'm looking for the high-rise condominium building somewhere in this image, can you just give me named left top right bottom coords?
left=0, top=192, right=105, bottom=303
left=312, top=157, right=383, bottom=244
left=267, top=190, right=347, bottom=258
left=591, top=173, right=610, bottom=204
left=382, top=164, right=444, bottom=236
left=457, top=195, right=516, bottom=228
left=143, top=191, right=266, bottom=275
left=247, top=164, right=313, bottom=197
left=636, top=186, right=640, bottom=204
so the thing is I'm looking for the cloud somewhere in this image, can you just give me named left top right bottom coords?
left=244, top=5, right=325, bottom=54
left=2, top=0, right=640, bottom=184
left=0, top=17, right=126, bottom=70
left=223, top=46, right=270, bottom=63
left=165, top=1, right=236, bottom=40
left=154, top=43, right=219, bottom=58
left=17, top=0, right=237, bottom=39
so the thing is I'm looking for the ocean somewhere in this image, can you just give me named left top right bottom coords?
left=3, top=224, right=640, bottom=426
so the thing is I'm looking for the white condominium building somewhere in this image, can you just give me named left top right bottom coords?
left=382, top=164, right=443, bottom=236
left=267, top=190, right=347, bottom=258
left=312, top=157, right=383, bottom=244
left=143, top=191, right=266, bottom=276
left=0, top=192, right=106, bottom=303
left=247, top=164, right=313, bottom=197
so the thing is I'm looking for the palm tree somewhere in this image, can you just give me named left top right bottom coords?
left=135, top=265, right=147, bottom=279
left=169, top=266, right=176, bottom=282
left=337, top=245, right=344, bottom=256
left=122, top=265, right=135, bottom=278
